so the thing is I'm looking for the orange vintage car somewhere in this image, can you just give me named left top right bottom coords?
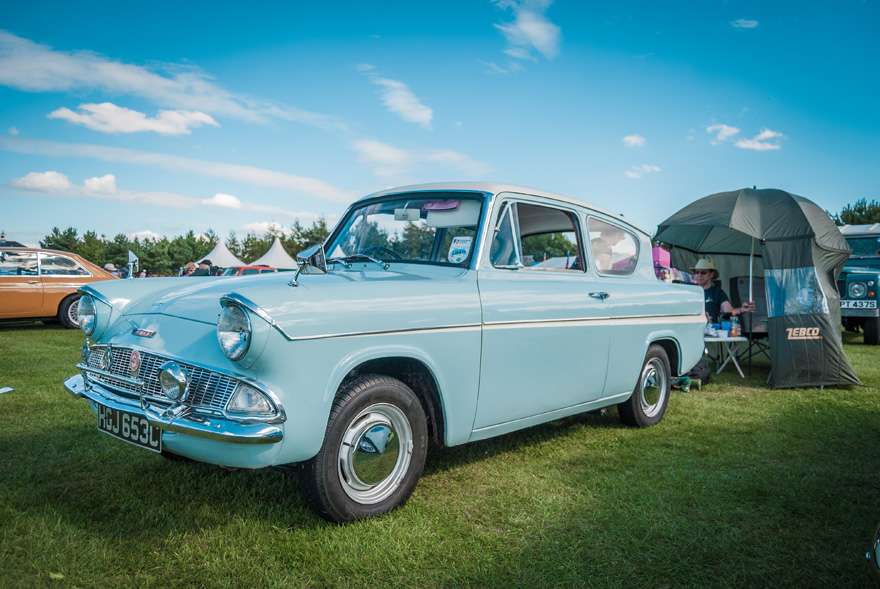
left=0, top=247, right=117, bottom=328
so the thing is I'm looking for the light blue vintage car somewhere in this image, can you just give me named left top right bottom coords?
left=64, top=182, right=705, bottom=523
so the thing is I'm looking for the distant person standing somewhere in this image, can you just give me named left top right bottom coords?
left=103, top=263, right=119, bottom=277
left=183, top=262, right=197, bottom=276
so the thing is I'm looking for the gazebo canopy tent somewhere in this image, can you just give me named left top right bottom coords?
left=655, top=187, right=860, bottom=389
left=250, top=237, right=298, bottom=270
left=199, top=239, right=245, bottom=268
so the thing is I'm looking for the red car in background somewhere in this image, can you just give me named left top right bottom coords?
left=220, top=265, right=279, bottom=276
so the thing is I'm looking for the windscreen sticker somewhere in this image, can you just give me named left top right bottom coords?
left=448, top=236, right=473, bottom=263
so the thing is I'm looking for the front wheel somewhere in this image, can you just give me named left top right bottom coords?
left=297, top=375, right=428, bottom=523
left=58, top=295, right=81, bottom=329
left=865, top=317, right=880, bottom=346
left=618, top=345, right=671, bottom=428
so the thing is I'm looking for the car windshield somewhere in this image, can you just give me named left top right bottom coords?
left=325, top=194, right=484, bottom=266
left=846, top=236, right=880, bottom=257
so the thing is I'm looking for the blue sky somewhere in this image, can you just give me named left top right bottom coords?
left=1, top=0, right=877, bottom=248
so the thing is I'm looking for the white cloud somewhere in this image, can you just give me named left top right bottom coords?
left=706, top=123, right=741, bottom=144
left=625, top=164, right=661, bottom=179
left=735, top=128, right=784, bottom=151
left=8, top=169, right=325, bottom=220
left=350, top=138, right=490, bottom=178
left=372, top=78, right=433, bottom=129
left=732, top=19, right=759, bottom=29
left=0, top=31, right=345, bottom=130
left=0, top=135, right=356, bottom=203
left=128, top=230, right=163, bottom=241
left=241, top=221, right=294, bottom=236
left=358, top=65, right=433, bottom=130
left=478, top=60, right=510, bottom=75
left=8, top=126, right=18, bottom=136
left=202, top=193, right=242, bottom=209
left=493, top=0, right=562, bottom=64
left=623, top=134, right=646, bottom=147
left=84, top=174, right=116, bottom=194
left=10, top=171, right=72, bottom=191
left=48, top=102, right=219, bottom=135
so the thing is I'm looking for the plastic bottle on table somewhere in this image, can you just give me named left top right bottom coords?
left=730, top=314, right=740, bottom=337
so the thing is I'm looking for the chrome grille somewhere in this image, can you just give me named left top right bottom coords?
left=86, top=347, right=238, bottom=411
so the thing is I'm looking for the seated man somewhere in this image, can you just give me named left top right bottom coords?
left=691, top=259, right=755, bottom=322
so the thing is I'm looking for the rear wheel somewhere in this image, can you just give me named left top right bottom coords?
left=618, top=345, right=671, bottom=427
left=298, top=375, right=428, bottom=523
left=58, top=295, right=81, bottom=329
left=865, top=317, right=880, bottom=346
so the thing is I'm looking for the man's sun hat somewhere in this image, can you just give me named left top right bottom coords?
left=690, top=259, right=718, bottom=276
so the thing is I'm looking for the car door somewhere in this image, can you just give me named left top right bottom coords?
left=0, top=250, right=43, bottom=317
left=474, top=197, right=610, bottom=431
left=38, top=252, right=91, bottom=315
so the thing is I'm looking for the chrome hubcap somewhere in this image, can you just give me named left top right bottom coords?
left=339, top=403, right=412, bottom=505
left=639, top=358, right=668, bottom=418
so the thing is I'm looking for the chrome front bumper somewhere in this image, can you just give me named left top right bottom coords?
left=64, top=374, right=283, bottom=445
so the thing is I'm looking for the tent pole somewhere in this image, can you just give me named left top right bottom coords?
left=749, top=238, right=754, bottom=302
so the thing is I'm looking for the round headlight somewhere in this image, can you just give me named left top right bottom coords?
left=79, top=295, right=97, bottom=335
left=849, top=282, right=867, bottom=298
left=217, top=305, right=251, bottom=361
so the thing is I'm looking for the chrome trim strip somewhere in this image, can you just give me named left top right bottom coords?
left=286, top=323, right=482, bottom=342
left=64, top=374, right=283, bottom=445
left=483, top=313, right=704, bottom=329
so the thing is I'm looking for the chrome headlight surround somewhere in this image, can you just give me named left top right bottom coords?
left=849, top=282, right=867, bottom=298
left=78, top=294, right=97, bottom=335
left=217, top=303, right=252, bottom=361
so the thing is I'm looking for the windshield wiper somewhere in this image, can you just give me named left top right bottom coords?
left=328, top=254, right=390, bottom=270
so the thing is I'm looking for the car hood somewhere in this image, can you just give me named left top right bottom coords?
left=86, top=264, right=474, bottom=329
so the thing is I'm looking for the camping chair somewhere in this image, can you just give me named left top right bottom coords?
left=729, top=276, right=770, bottom=375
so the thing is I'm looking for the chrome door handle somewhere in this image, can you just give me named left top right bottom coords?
left=27, top=280, right=39, bottom=284
left=589, top=292, right=610, bottom=300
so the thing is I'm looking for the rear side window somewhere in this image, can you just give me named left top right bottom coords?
left=588, top=218, right=639, bottom=276
left=39, top=253, right=90, bottom=276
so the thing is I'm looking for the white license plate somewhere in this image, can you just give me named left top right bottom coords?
left=841, top=300, right=877, bottom=309
left=96, top=404, right=162, bottom=453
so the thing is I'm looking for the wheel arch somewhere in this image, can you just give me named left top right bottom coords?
left=649, top=337, right=681, bottom=376
left=330, top=353, right=446, bottom=448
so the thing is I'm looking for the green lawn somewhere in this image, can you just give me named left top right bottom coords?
left=1, top=323, right=878, bottom=587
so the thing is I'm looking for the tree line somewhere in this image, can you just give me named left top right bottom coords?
left=832, top=199, right=880, bottom=226
left=39, top=219, right=330, bottom=276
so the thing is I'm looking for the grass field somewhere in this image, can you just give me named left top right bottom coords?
left=1, top=323, right=879, bottom=587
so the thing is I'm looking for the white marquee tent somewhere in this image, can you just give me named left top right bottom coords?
left=250, top=237, right=298, bottom=270
left=198, top=239, right=245, bottom=268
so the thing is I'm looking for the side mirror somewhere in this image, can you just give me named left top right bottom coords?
left=290, top=244, right=327, bottom=286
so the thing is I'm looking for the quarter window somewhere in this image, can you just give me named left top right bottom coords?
left=39, top=253, right=90, bottom=276
left=588, top=218, right=639, bottom=276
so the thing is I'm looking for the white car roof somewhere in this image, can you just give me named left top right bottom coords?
left=840, top=223, right=880, bottom=236
left=359, top=182, right=648, bottom=236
